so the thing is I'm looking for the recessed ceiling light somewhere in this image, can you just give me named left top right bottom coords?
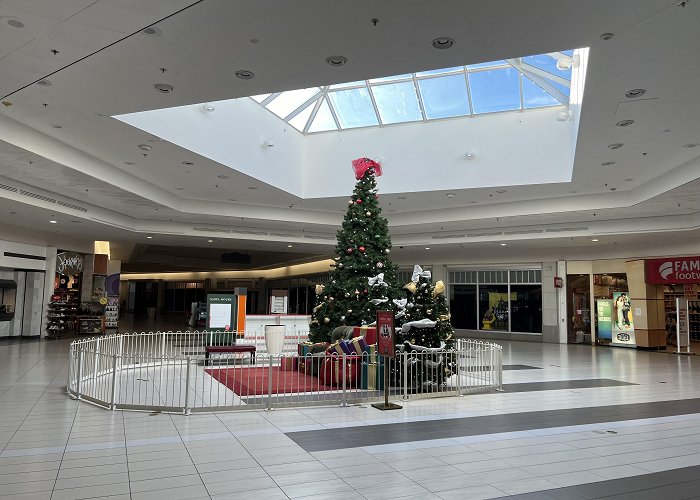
left=124, top=161, right=135, bottom=165
left=496, top=189, right=507, bottom=194
left=70, top=220, right=81, bottom=223
left=591, top=239, right=599, bottom=242
left=138, top=144, right=152, bottom=151
left=599, top=33, right=614, bottom=41
left=446, top=193, right=455, bottom=198
left=182, top=161, right=194, bottom=166
left=625, top=89, right=646, bottom=98
left=287, top=244, right=293, bottom=248
left=465, top=149, right=476, bottom=159
left=229, top=198, right=237, bottom=201
left=601, top=161, right=616, bottom=166
left=425, top=247, right=430, bottom=250
left=49, top=219, right=58, bottom=224
left=153, top=83, right=174, bottom=93
left=2, top=101, right=12, bottom=107
left=683, top=143, right=699, bottom=148
left=207, top=239, right=213, bottom=243
left=142, top=26, right=162, bottom=36
left=202, top=104, right=215, bottom=112
left=616, top=120, right=634, bottom=127
left=51, top=124, right=62, bottom=129
left=624, top=178, right=634, bottom=182
left=235, top=70, right=255, bottom=80
left=500, top=243, right=507, bottom=246
left=570, top=190, right=579, bottom=193
left=175, top=187, right=184, bottom=190
left=325, top=56, right=348, bottom=67
left=146, top=236, right=153, bottom=239
left=607, top=143, right=623, bottom=150
left=36, top=79, right=52, bottom=86
left=246, top=186, right=258, bottom=190
left=6, top=18, right=24, bottom=28
left=431, top=37, right=455, bottom=49
left=397, top=196, right=407, bottom=200
left=217, top=175, right=229, bottom=179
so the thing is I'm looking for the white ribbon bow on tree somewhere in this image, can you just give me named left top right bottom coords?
left=411, top=265, right=431, bottom=282
left=370, top=298, right=389, bottom=305
left=368, top=273, right=387, bottom=287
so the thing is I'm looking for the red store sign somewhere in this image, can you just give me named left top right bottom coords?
left=645, top=256, right=700, bottom=284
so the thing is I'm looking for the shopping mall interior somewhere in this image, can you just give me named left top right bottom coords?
left=3, top=1, right=700, bottom=499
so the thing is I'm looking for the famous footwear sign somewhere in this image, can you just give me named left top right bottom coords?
left=645, top=256, right=700, bottom=284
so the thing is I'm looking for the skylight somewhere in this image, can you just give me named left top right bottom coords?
left=252, top=50, right=578, bottom=134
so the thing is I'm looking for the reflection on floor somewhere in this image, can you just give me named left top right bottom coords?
left=1, top=339, right=700, bottom=499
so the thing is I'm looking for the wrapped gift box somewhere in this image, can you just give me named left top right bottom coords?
left=360, top=359, right=385, bottom=390
left=352, top=326, right=377, bottom=345
left=319, top=355, right=360, bottom=386
left=280, top=356, right=297, bottom=371
left=298, top=343, right=328, bottom=373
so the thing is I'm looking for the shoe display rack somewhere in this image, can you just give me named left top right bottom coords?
left=47, top=299, right=77, bottom=338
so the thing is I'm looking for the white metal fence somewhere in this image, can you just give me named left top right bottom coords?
left=67, top=331, right=503, bottom=414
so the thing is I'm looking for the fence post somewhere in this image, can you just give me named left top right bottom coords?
left=110, top=354, right=118, bottom=410
left=340, top=353, right=348, bottom=407
left=402, top=351, right=409, bottom=401
left=93, top=337, right=101, bottom=383
left=266, top=355, right=274, bottom=411
left=76, top=349, right=83, bottom=400
left=183, top=356, right=192, bottom=415
left=496, top=348, right=504, bottom=392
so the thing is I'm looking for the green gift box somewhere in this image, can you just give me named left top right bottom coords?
left=361, top=360, right=384, bottom=390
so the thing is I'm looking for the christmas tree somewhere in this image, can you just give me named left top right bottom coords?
left=309, top=158, right=401, bottom=343
left=397, top=265, right=455, bottom=348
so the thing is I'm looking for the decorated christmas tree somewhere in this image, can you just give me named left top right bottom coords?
left=309, top=158, right=401, bottom=343
left=397, top=265, right=455, bottom=348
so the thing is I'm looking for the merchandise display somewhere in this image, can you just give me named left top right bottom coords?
left=47, top=295, right=78, bottom=338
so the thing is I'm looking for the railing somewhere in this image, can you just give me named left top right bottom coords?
left=67, top=332, right=502, bottom=414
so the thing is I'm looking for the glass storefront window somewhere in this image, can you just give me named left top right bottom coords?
left=450, top=284, right=478, bottom=329
left=510, top=285, right=542, bottom=333
left=479, top=285, right=509, bottom=331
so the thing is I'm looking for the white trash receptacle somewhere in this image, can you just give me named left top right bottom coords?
left=265, top=325, right=286, bottom=356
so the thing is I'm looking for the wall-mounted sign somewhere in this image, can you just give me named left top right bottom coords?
left=554, top=277, right=564, bottom=288
left=645, top=256, right=700, bottom=284
left=56, top=251, right=84, bottom=275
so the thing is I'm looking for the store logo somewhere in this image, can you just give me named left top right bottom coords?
left=659, top=261, right=674, bottom=280
left=616, top=333, right=630, bottom=342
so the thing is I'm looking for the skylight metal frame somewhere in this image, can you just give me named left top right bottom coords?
left=253, top=51, right=576, bottom=134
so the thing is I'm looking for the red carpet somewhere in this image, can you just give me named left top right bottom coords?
left=205, top=366, right=338, bottom=396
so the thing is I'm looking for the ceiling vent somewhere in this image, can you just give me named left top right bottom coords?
left=432, top=234, right=465, bottom=239
left=503, top=229, right=543, bottom=235
left=57, top=201, right=88, bottom=212
left=466, top=231, right=502, bottom=238
left=0, top=183, right=18, bottom=193
left=545, top=226, right=589, bottom=233
left=234, top=230, right=268, bottom=236
left=19, top=190, right=56, bottom=204
left=193, top=227, right=230, bottom=233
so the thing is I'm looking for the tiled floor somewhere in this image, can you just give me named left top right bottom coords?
left=2, top=337, right=700, bottom=499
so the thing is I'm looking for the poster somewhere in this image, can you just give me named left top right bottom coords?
left=596, top=299, right=613, bottom=340
left=677, top=297, right=690, bottom=348
left=612, top=292, right=636, bottom=346
left=207, top=294, right=236, bottom=331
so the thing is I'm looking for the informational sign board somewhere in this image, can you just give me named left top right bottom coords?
left=677, top=297, right=690, bottom=351
left=684, top=284, right=696, bottom=298
left=270, top=296, right=288, bottom=314
left=612, top=292, right=636, bottom=346
left=376, top=310, right=395, bottom=358
left=207, top=293, right=236, bottom=332
left=596, top=299, right=613, bottom=340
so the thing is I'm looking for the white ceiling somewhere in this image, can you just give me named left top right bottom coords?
left=1, top=0, right=700, bottom=272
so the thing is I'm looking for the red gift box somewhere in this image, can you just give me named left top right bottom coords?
left=352, top=326, right=377, bottom=345
left=280, top=356, right=297, bottom=371
left=319, top=355, right=360, bottom=387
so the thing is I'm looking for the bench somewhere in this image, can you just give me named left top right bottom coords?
left=205, top=345, right=256, bottom=364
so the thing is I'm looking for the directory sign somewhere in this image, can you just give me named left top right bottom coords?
left=207, top=293, right=236, bottom=332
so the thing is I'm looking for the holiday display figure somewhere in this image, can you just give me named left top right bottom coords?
left=309, top=158, right=401, bottom=343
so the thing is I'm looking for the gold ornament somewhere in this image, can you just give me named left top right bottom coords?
left=324, top=317, right=330, bottom=323
left=433, top=280, right=445, bottom=296
left=315, top=284, right=325, bottom=295
left=404, top=282, right=417, bottom=294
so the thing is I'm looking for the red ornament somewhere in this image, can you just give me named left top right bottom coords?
left=363, top=289, right=368, bottom=294
left=359, top=246, right=366, bottom=252
left=356, top=199, right=362, bottom=204
left=347, top=248, right=353, bottom=254
left=351, top=157, right=383, bottom=180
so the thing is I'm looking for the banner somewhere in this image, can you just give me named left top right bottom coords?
left=596, top=299, right=613, bottom=340
left=611, top=292, right=636, bottom=346
left=646, top=256, right=700, bottom=284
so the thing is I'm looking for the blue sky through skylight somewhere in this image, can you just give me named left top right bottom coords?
left=251, top=50, right=577, bottom=134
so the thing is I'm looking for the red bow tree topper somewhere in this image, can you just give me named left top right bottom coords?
left=351, top=157, right=382, bottom=180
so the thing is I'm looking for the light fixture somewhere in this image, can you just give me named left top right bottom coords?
left=138, top=144, right=152, bottom=151
left=607, top=143, right=623, bottom=150
left=446, top=193, right=455, bottom=198
left=397, top=196, right=407, bottom=200
left=431, top=37, right=455, bottom=49
left=247, top=186, right=258, bottom=190
left=142, top=26, right=162, bottom=36
left=175, top=187, right=184, bottom=190
left=425, top=247, right=430, bottom=250
left=465, top=149, right=476, bottom=159
left=202, top=103, right=215, bottom=112
left=601, top=161, right=616, bottom=166
left=496, top=189, right=507, bottom=194
left=153, top=83, right=174, bottom=93
left=625, top=178, right=634, bottom=182
left=49, top=219, right=58, bottom=224
left=556, top=57, right=573, bottom=71
left=287, top=244, right=294, bottom=248
left=234, top=70, right=255, bottom=80
left=36, top=79, right=52, bottom=86
left=124, top=161, right=135, bottom=166
left=4, top=17, right=24, bottom=28
left=207, top=239, right=214, bottom=243
left=625, top=89, right=646, bottom=98
left=51, top=124, right=62, bottom=129
left=616, top=119, right=634, bottom=127
left=599, top=33, right=614, bottom=41
left=592, top=239, right=599, bottom=242
left=146, top=236, right=153, bottom=239
left=263, top=139, right=275, bottom=148
left=325, top=56, right=348, bottom=67
left=182, top=161, right=194, bottom=165
left=500, top=243, right=507, bottom=246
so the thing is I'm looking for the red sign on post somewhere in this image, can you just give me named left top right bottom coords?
left=645, top=256, right=700, bottom=284
left=376, top=310, right=395, bottom=358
